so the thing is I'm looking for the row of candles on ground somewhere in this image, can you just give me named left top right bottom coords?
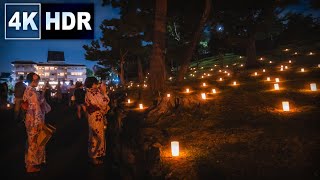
left=283, top=49, right=315, bottom=56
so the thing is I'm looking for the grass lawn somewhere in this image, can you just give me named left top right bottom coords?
left=126, top=51, right=320, bottom=179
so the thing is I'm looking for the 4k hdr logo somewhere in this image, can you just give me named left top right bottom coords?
left=4, top=3, right=94, bottom=40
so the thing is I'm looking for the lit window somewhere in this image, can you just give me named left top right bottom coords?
left=71, top=72, right=83, bottom=76
left=77, top=78, right=83, bottom=82
left=60, top=73, right=64, bottom=76
left=50, top=67, right=54, bottom=70
left=17, top=72, right=24, bottom=75
left=45, top=67, right=49, bottom=70
left=45, top=72, right=49, bottom=77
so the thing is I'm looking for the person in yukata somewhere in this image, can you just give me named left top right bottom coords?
left=84, top=77, right=110, bottom=165
left=23, top=72, right=51, bottom=173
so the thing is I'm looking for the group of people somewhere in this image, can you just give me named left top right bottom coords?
left=19, top=72, right=110, bottom=173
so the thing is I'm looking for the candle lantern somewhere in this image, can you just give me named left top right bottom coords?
left=269, top=61, right=272, bottom=64
left=186, top=88, right=190, bottom=93
left=301, top=68, right=305, bottom=72
left=219, top=78, right=223, bottom=81
left=282, top=101, right=290, bottom=111
left=274, top=84, right=280, bottom=90
left=263, top=69, right=266, bottom=72
left=171, top=141, right=179, bottom=157
left=280, top=68, right=283, bottom=71
left=167, top=94, right=171, bottom=98
left=275, top=78, right=280, bottom=82
left=233, top=81, right=237, bottom=85
left=267, top=77, right=271, bottom=81
left=289, top=60, right=291, bottom=63
left=201, top=93, right=206, bottom=99
left=285, top=66, right=288, bottom=69
left=212, top=89, right=216, bottom=94
left=310, top=83, right=317, bottom=91
left=7, top=104, right=10, bottom=108
left=318, top=64, right=320, bottom=68
left=202, top=83, right=206, bottom=87
left=127, top=99, right=131, bottom=103
left=139, top=104, right=143, bottom=109
left=254, top=72, right=258, bottom=76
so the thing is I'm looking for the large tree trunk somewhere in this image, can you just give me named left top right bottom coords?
left=119, top=57, right=125, bottom=85
left=177, top=0, right=212, bottom=82
left=149, top=0, right=167, bottom=91
left=245, top=34, right=259, bottom=69
left=137, top=57, right=144, bottom=84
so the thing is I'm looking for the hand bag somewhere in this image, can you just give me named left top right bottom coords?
left=37, top=123, right=56, bottom=147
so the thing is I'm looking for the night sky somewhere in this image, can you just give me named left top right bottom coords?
left=0, top=0, right=319, bottom=73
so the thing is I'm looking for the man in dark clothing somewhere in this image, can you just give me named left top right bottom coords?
left=14, top=76, right=26, bottom=122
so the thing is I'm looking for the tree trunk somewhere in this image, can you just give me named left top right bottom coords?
left=137, top=57, right=144, bottom=84
left=149, top=0, right=167, bottom=91
left=120, top=58, right=125, bottom=85
left=177, top=0, right=212, bottom=82
left=245, top=34, right=259, bottom=69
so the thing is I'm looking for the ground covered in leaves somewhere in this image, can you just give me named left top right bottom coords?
left=125, top=51, right=320, bottom=179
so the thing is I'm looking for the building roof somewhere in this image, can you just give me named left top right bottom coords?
left=37, top=63, right=86, bottom=67
left=12, top=61, right=37, bottom=64
left=47, top=51, right=65, bottom=62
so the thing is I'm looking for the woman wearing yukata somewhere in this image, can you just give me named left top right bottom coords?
left=23, top=72, right=51, bottom=173
left=84, top=77, right=110, bottom=165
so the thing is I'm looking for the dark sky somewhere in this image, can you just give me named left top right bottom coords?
left=0, top=0, right=119, bottom=72
left=0, top=0, right=319, bottom=73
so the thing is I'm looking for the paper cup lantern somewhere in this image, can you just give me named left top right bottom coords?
left=275, top=78, right=280, bottom=82
left=267, top=77, right=271, bottom=81
left=282, top=101, right=290, bottom=111
left=167, top=94, right=171, bottom=97
left=212, top=89, right=216, bottom=94
left=201, top=93, right=206, bottom=99
left=310, top=83, right=317, bottom=91
left=301, top=68, right=304, bottom=72
left=139, top=104, right=143, bottom=109
left=274, top=84, right=280, bottom=90
left=127, top=99, right=131, bottom=103
left=186, top=88, right=190, bottom=93
left=171, top=141, right=179, bottom=157
left=233, top=81, right=237, bottom=85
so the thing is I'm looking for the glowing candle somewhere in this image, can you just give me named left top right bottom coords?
left=7, top=104, right=10, bottom=108
left=167, top=94, right=171, bottom=98
left=260, top=57, right=263, bottom=60
left=186, top=88, right=190, bottom=93
left=201, top=76, right=204, bottom=78
left=254, top=72, right=258, bottom=76
left=309, top=52, right=313, bottom=55
left=171, top=141, right=179, bottom=157
left=280, top=68, right=283, bottom=71
left=301, top=68, right=304, bottom=72
left=282, top=101, right=290, bottom=111
left=267, top=77, right=271, bottom=81
left=210, top=68, right=213, bottom=71
left=318, top=64, right=320, bottom=68
left=201, top=93, right=206, bottom=99
left=233, top=81, right=237, bottom=85
left=294, top=52, right=298, bottom=55
left=219, top=78, right=223, bottom=81
left=240, top=64, right=244, bottom=67
left=227, top=73, right=230, bottom=76
left=285, top=66, right=288, bottom=69
left=202, top=83, right=206, bottom=87
left=274, top=83, right=280, bottom=90
left=289, top=60, right=291, bottom=63
left=212, top=89, right=216, bottom=94
left=275, top=78, right=280, bottom=82
left=310, top=83, right=317, bottom=91
left=127, top=99, right=131, bottom=103
left=269, top=61, right=272, bottom=64
left=219, top=70, right=222, bottom=72
left=139, top=104, right=143, bottom=109
left=263, top=69, right=266, bottom=72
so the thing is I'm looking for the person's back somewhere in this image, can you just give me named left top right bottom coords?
left=74, top=88, right=85, bottom=104
left=14, top=81, right=26, bottom=99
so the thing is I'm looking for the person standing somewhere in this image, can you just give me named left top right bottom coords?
left=61, top=80, right=68, bottom=104
left=85, top=77, right=110, bottom=165
left=23, top=72, right=51, bottom=173
left=14, top=75, right=26, bottom=123
left=74, top=82, right=86, bottom=119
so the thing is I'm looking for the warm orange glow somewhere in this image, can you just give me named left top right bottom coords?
left=263, top=69, right=266, bottom=72
left=289, top=60, right=292, bottom=63
left=269, top=61, right=272, bottom=64
left=202, top=83, right=206, bottom=87
left=267, top=77, right=271, bottom=81
left=284, top=48, right=289, bottom=51
left=294, top=52, right=298, bottom=55
left=139, top=104, right=144, bottom=109
left=233, top=81, right=237, bottom=86
left=167, top=94, right=171, bottom=98
left=309, top=52, right=313, bottom=55
left=171, top=141, right=179, bottom=156
left=219, top=78, right=223, bottom=81
left=127, top=99, right=131, bottom=103
left=212, top=89, right=216, bottom=94
left=285, top=66, right=288, bottom=69
left=301, top=68, right=305, bottom=72
left=186, top=88, right=190, bottom=93
left=7, top=104, right=10, bottom=108
left=282, top=101, right=290, bottom=111
left=275, top=78, right=280, bottom=82
left=274, top=83, right=280, bottom=90
left=254, top=72, right=258, bottom=76
left=280, top=68, right=283, bottom=71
